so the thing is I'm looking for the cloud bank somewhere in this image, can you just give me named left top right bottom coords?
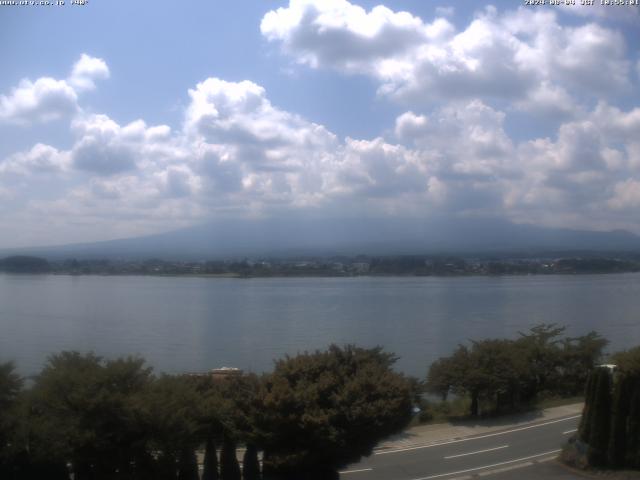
left=1, top=1, right=639, bottom=247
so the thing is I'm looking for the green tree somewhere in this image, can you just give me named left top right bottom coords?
left=220, top=435, right=241, bottom=480
left=430, top=340, right=527, bottom=416
left=515, top=324, right=565, bottom=400
left=255, top=345, right=413, bottom=479
left=587, top=368, right=612, bottom=466
left=28, top=352, right=153, bottom=479
left=611, top=346, right=640, bottom=374
left=202, top=437, right=219, bottom=480
left=425, top=356, right=456, bottom=401
left=140, top=374, right=203, bottom=480
left=626, top=380, right=640, bottom=468
left=0, top=362, right=24, bottom=478
left=242, top=444, right=260, bottom=480
left=177, top=448, right=199, bottom=480
left=607, top=373, right=632, bottom=467
left=559, top=331, right=608, bottom=396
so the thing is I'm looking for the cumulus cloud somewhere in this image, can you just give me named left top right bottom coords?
left=609, top=179, right=640, bottom=210
left=68, top=53, right=110, bottom=91
left=0, top=78, right=78, bottom=125
left=69, top=115, right=178, bottom=175
left=261, top=2, right=632, bottom=107
left=0, top=54, right=108, bottom=125
left=2, top=34, right=640, bottom=245
left=5, top=74, right=640, bottom=239
left=0, top=143, right=70, bottom=175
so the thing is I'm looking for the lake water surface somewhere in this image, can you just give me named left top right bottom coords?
left=1, top=273, right=639, bottom=377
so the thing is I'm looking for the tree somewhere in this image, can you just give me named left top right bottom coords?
left=140, top=374, right=204, bottom=480
left=0, top=362, right=24, bottom=479
left=515, top=324, right=565, bottom=400
left=607, top=373, right=632, bottom=467
left=429, top=340, right=527, bottom=416
left=626, top=380, right=640, bottom=468
left=578, top=369, right=598, bottom=443
left=27, top=351, right=153, bottom=479
left=586, top=368, right=612, bottom=466
left=177, top=448, right=199, bottom=480
left=425, top=357, right=455, bottom=401
left=611, top=346, right=640, bottom=374
left=220, top=435, right=241, bottom=480
left=255, top=345, right=413, bottom=479
left=202, top=437, right=219, bottom=480
left=242, top=444, right=260, bottom=480
left=559, top=331, right=608, bottom=396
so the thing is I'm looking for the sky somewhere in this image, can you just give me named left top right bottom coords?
left=1, top=0, right=639, bottom=248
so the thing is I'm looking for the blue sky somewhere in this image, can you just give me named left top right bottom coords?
left=1, top=0, right=639, bottom=247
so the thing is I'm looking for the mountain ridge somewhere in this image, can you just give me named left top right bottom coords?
left=3, top=217, right=640, bottom=260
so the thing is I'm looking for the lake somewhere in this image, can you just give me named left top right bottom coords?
left=1, top=273, right=639, bottom=378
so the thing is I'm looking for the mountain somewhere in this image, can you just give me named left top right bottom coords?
left=3, top=217, right=640, bottom=260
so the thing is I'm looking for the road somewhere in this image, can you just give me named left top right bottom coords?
left=340, top=414, right=581, bottom=480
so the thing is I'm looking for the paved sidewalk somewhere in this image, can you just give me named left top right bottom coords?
left=375, top=403, right=584, bottom=453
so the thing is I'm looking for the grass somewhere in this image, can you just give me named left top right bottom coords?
left=413, top=394, right=584, bottom=426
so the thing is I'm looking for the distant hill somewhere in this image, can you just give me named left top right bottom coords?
left=2, top=217, right=640, bottom=260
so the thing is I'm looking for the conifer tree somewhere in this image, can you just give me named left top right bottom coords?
left=578, top=370, right=596, bottom=443
left=587, top=368, right=612, bottom=466
left=221, top=435, right=241, bottom=480
left=626, top=379, right=640, bottom=468
left=242, top=444, right=260, bottom=480
left=177, top=447, right=199, bottom=480
left=607, top=374, right=631, bottom=467
left=202, top=437, right=220, bottom=480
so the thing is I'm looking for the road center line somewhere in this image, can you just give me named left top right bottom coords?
left=339, top=468, right=373, bottom=475
left=563, top=428, right=578, bottom=435
left=444, top=444, right=509, bottom=459
left=411, top=449, right=562, bottom=480
left=375, top=415, right=580, bottom=455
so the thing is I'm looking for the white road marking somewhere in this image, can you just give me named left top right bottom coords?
left=444, top=444, right=509, bottom=459
left=375, top=415, right=580, bottom=455
left=410, top=449, right=562, bottom=480
left=563, top=428, right=577, bottom=435
left=339, top=468, right=373, bottom=474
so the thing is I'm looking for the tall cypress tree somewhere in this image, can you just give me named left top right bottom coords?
left=202, top=437, right=219, bottom=480
left=242, top=444, right=260, bottom=480
left=626, top=378, right=640, bottom=469
left=220, top=435, right=241, bottom=480
left=607, top=374, right=631, bottom=467
left=579, top=371, right=596, bottom=443
left=588, top=368, right=612, bottom=467
left=177, top=448, right=199, bottom=480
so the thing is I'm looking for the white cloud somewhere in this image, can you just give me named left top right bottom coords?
left=0, top=77, right=78, bottom=125
left=2, top=66, right=640, bottom=244
left=396, top=101, right=514, bottom=176
left=70, top=114, right=180, bottom=175
left=262, top=2, right=632, bottom=107
left=0, top=143, right=70, bottom=175
left=68, top=53, right=110, bottom=91
left=261, top=0, right=452, bottom=73
left=0, top=54, right=108, bottom=126
left=609, top=179, right=640, bottom=210
left=515, top=83, right=580, bottom=119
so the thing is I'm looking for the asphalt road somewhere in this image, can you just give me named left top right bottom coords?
left=340, top=414, right=581, bottom=480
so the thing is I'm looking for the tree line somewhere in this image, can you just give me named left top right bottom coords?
left=0, top=326, right=625, bottom=479
left=0, top=345, right=414, bottom=480
left=426, top=324, right=608, bottom=416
